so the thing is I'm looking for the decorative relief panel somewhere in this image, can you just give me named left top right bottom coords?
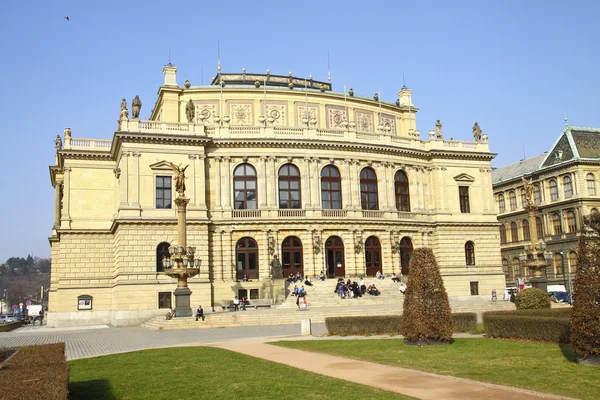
left=230, top=103, right=253, bottom=126
left=266, top=104, right=286, bottom=126
left=326, top=106, right=347, bottom=129
left=380, top=113, right=397, bottom=134
left=355, top=110, right=374, bottom=133
left=295, top=103, right=319, bottom=126
left=194, top=102, right=218, bottom=124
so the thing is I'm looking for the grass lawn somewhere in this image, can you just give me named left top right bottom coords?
left=68, top=347, right=413, bottom=400
left=273, top=338, right=600, bottom=400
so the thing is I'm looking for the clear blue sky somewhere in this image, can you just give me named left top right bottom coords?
left=1, top=0, right=599, bottom=262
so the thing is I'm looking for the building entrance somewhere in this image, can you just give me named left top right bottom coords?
left=325, top=236, right=345, bottom=278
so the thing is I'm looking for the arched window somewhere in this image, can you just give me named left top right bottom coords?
left=281, top=236, right=303, bottom=276
left=399, top=237, right=413, bottom=275
left=498, top=194, right=506, bottom=213
left=156, top=242, right=170, bottom=272
left=552, top=212, right=562, bottom=235
left=394, top=171, right=410, bottom=211
left=499, top=225, right=507, bottom=244
left=520, top=189, right=527, bottom=208
left=536, top=216, right=544, bottom=238
left=522, top=219, right=530, bottom=241
left=509, top=191, right=517, bottom=210
left=234, top=164, right=257, bottom=209
left=325, top=236, right=345, bottom=278
left=566, top=210, right=577, bottom=233
left=510, top=222, right=519, bottom=242
left=563, top=176, right=573, bottom=198
left=533, top=184, right=542, bottom=204
left=278, top=164, right=301, bottom=209
left=554, top=253, right=564, bottom=276
left=360, top=167, right=378, bottom=210
left=549, top=179, right=558, bottom=201
left=568, top=251, right=577, bottom=274
left=321, top=165, right=342, bottom=209
left=502, top=259, right=510, bottom=279
left=365, top=236, right=382, bottom=276
left=465, top=241, right=475, bottom=265
left=511, top=257, right=521, bottom=278
left=587, top=173, right=596, bottom=195
left=236, top=237, right=259, bottom=280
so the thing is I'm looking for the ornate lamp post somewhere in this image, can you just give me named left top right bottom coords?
left=161, top=163, right=201, bottom=317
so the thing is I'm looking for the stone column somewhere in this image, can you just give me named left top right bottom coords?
left=214, top=157, right=222, bottom=209
left=131, top=152, right=141, bottom=208
left=303, top=157, right=312, bottom=208
left=268, top=157, right=277, bottom=208
left=60, top=167, right=71, bottom=228
left=196, top=155, right=207, bottom=209
left=223, top=157, right=231, bottom=209
left=311, top=158, right=320, bottom=208
left=53, top=179, right=63, bottom=229
left=260, top=156, right=268, bottom=208
left=119, top=153, right=129, bottom=208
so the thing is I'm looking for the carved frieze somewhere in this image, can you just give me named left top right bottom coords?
left=195, top=102, right=218, bottom=124
left=230, top=103, right=253, bottom=126
left=380, top=113, right=397, bottom=134
left=325, top=105, right=347, bottom=129
left=295, top=103, right=319, bottom=126
left=355, top=110, right=374, bottom=133
left=266, top=104, right=286, bottom=126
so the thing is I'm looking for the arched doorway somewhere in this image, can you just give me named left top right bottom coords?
left=325, top=236, right=345, bottom=278
left=281, top=236, right=303, bottom=277
left=365, top=236, right=382, bottom=277
left=399, top=237, right=413, bottom=275
left=235, top=237, right=259, bottom=280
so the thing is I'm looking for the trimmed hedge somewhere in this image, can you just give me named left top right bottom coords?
left=325, top=313, right=478, bottom=336
left=0, top=343, right=69, bottom=400
left=514, top=287, right=551, bottom=309
left=483, top=309, right=571, bottom=343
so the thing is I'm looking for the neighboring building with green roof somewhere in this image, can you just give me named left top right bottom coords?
left=492, top=126, right=600, bottom=288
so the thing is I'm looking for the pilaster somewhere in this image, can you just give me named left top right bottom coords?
left=214, top=157, right=222, bottom=209
left=267, top=156, right=277, bottom=208
left=196, top=155, right=207, bottom=209
left=351, top=160, right=360, bottom=209
left=222, top=157, right=232, bottom=210
left=131, top=152, right=141, bottom=209
left=376, top=162, right=388, bottom=210
left=303, top=157, right=311, bottom=209
left=311, top=158, right=320, bottom=208
left=386, top=163, right=395, bottom=211
left=119, top=153, right=129, bottom=208
left=342, top=159, right=351, bottom=209
left=60, top=167, right=71, bottom=228
left=260, top=156, right=268, bottom=208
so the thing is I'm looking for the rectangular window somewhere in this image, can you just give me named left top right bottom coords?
left=459, top=186, right=470, bottom=213
left=470, top=281, right=479, bottom=296
left=156, top=176, right=172, bottom=209
left=250, top=289, right=259, bottom=300
left=238, top=289, right=248, bottom=299
left=158, top=292, right=172, bottom=309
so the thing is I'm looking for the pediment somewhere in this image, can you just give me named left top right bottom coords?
left=453, top=173, right=475, bottom=182
left=149, top=160, right=175, bottom=171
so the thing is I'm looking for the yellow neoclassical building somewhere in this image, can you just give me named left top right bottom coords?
left=48, top=65, right=505, bottom=327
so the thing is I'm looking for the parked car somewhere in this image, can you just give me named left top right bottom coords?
left=550, top=291, right=573, bottom=304
left=0, top=315, right=16, bottom=323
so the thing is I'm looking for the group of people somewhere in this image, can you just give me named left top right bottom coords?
left=287, top=272, right=314, bottom=287
left=333, top=277, right=382, bottom=298
left=232, top=296, right=251, bottom=311
left=165, top=305, right=206, bottom=321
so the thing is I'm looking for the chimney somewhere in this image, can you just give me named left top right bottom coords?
left=162, top=64, right=178, bottom=87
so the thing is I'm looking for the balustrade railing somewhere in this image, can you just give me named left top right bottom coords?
left=278, top=209, right=306, bottom=217
left=362, top=210, right=385, bottom=218
left=396, top=211, right=416, bottom=219
left=69, top=138, right=112, bottom=150
left=232, top=210, right=261, bottom=218
left=322, top=209, right=347, bottom=218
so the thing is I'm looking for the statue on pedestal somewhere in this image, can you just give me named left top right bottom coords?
left=521, top=177, right=535, bottom=206
left=270, top=255, right=283, bottom=279
left=131, top=95, right=142, bottom=119
left=119, top=98, right=129, bottom=120
left=54, top=134, right=62, bottom=150
left=186, top=99, right=195, bottom=123
left=170, top=162, right=189, bottom=195
left=435, top=120, right=443, bottom=139
left=473, top=122, right=482, bottom=141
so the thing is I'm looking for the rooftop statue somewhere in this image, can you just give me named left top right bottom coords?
left=54, top=134, right=62, bottom=150
left=186, top=99, right=195, bottom=123
left=119, top=98, right=129, bottom=120
left=170, top=162, right=189, bottom=196
left=435, top=120, right=443, bottom=139
left=473, top=122, right=482, bottom=141
left=131, top=95, right=142, bottom=119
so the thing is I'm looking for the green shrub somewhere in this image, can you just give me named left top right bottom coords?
left=401, top=248, right=453, bottom=344
left=570, top=213, right=600, bottom=360
left=514, top=287, right=551, bottom=309
left=0, top=343, right=69, bottom=400
left=452, top=313, right=477, bottom=333
left=326, top=316, right=402, bottom=335
left=483, top=310, right=571, bottom=343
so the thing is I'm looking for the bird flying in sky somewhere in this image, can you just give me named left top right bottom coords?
left=64, top=16, right=69, bottom=21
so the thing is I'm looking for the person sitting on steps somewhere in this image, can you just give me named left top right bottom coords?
left=304, top=276, right=313, bottom=286
left=391, top=273, right=401, bottom=283
left=233, top=296, right=240, bottom=311
left=196, top=305, right=205, bottom=321
left=319, top=271, right=326, bottom=281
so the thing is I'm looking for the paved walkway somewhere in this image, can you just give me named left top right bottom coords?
left=212, top=337, right=574, bottom=400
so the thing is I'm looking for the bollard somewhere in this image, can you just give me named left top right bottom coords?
left=301, top=319, right=312, bottom=336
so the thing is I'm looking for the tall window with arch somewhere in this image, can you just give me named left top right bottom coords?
left=552, top=212, right=562, bottom=235
left=533, top=183, right=542, bottom=204
left=566, top=210, right=577, bottom=233
left=234, top=164, right=257, bottom=209
left=509, top=191, right=517, bottom=211
left=522, top=219, right=530, bottom=241
left=321, top=165, right=342, bottom=209
left=512, top=257, right=521, bottom=278
left=502, top=259, right=510, bottom=280
left=549, top=179, right=558, bottom=201
left=394, top=170, right=411, bottom=211
left=498, top=194, right=506, bottom=213
left=563, top=176, right=573, bottom=198
left=364, top=236, right=382, bottom=276
left=510, top=222, right=518, bottom=242
left=554, top=253, right=564, bottom=276
left=536, top=216, right=544, bottom=238
left=156, top=242, right=170, bottom=272
left=520, top=188, right=527, bottom=208
left=360, top=167, right=379, bottom=210
left=399, top=237, right=413, bottom=275
left=465, top=241, right=475, bottom=265
left=568, top=251, right=577, bottom=274
left=278, top=164, right=301, bottom=209
left=500, top=225, right=507, bottom=244
left=235, top=237, right=259, bottom=280
left=281, top=236, right=303, bottom=277
left=587, top=173, right=596, bottom=195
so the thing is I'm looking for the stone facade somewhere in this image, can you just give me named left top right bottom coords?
left=47, top=65, right=505, bottom=327
left=492, top=126, right=600, bottom=288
